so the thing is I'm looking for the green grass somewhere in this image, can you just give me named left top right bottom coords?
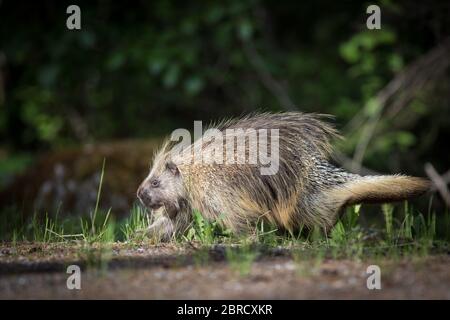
left=121, top=204, right=151, bottom=242
left=1, top=200, right=449, bottom=275
left=182, top=210, right=231, bottom=244
left=1, top=160, right=449, bottom=274
left=1, top=202, right=449, bottom=252
left=225, top=243, right=257, bottom=276
left=2, top=199, right=449, bottom=241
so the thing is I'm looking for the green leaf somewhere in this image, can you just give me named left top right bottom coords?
left=237, top=19, right=253, bottom=41
left=184, top=76, right=204, bottom=95
left=163, top=64, right=180, bottom=88
left=107, top=52, right=125, bottom=70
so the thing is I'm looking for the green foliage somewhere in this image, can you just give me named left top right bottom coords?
left=0, top=2, right=448, bottom=266
left=183, top=210, right=231, bottom=244
left=0, top=163, right=445, bottom=256
left=1, top=0, right=448, bottom=180
left=253, top=219, right=280, bottom=245
left=382, top=203, right=394, bottom=240
left=78, top=158, right=116, bottom=243
left=329, top=205, right=364, bottom=258
left=121, top=204, right=151, bottom=242
left=0, top=201, right=448, bottom=269
left=225, top=243, right=257, bottom=276
left=80, top=209, right=114, bottom=243
left=0, top=153, right=32, bottom=188
left=30, top=212, right=62, bottom=243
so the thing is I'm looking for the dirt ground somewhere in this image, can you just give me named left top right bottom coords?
left=0, top=243, right=449, bottom=299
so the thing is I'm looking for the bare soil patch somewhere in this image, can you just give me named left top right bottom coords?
left=1, top=243, right=449, bottom=299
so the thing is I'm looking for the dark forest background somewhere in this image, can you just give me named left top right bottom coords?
left=0, top=0, right=449, bottom=217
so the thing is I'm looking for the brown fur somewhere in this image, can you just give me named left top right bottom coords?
left=331, top=175, right=431, bottom=205
left=137, top=112, right=430, bottom=239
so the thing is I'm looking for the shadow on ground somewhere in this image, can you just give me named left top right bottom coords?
left=1, top=243, right=449, bottom=299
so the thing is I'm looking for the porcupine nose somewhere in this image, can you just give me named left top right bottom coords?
left=137, top=186, right=151, bottom=206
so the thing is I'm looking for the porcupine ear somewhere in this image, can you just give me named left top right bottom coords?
left=166, top=161, right=180, bottom=176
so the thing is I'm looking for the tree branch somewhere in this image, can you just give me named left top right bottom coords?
left=425, top=163, right=450, bottom=207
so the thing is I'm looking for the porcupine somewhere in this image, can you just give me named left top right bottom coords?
left=136, top=112, right=430, bottom=240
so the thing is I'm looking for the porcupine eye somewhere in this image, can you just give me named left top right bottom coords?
left=150, top=179, right=160, bottom=188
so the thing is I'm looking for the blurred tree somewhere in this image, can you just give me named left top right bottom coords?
left=0, top=0, right=448, bottom=177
